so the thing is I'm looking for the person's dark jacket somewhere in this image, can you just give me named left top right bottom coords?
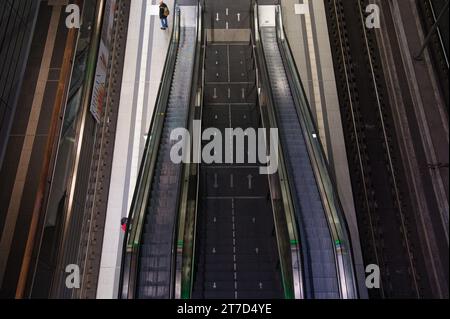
left=159, top=3, right=168, bottom=19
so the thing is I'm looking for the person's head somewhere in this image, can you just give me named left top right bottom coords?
left=159, top=0, right=164, bottom=5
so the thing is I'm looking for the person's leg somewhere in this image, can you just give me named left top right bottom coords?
left=160, top=18, right=166, bottom=29
left=163, top=17, right=168, bottom=28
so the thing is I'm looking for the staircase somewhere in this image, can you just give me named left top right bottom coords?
left=192, top=42, right=284, bottom=299
left=192, top=197, right=284, bottom=299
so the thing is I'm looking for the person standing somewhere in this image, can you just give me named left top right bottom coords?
left=159, top=1, right=170, bottom=30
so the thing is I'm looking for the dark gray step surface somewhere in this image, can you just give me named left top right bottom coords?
left=192, top=41, right=284, bottom=300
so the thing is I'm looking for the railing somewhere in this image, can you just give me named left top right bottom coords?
left=420, top=0, right=449, bottom=67
left=175, top=0, right=203, bottom=299
left=273, top=5, right=358, bottom=299
left=119, top=5, right=182, bottom=299
left=251, top=2, right=304, bottom=300
left=178, top=0, right=207, bottom=299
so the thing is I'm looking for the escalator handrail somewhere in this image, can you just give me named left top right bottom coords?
left=273, top=5, right=359, bottom=299
left=180, top=0, right=207, bottom=298
left=187, top=0, right=207, bottom=298
left=426, top=0, right=449, bottom=68
left=119, top=4, right=181, bottom=299
left=173, top=0, right=204, bottom=299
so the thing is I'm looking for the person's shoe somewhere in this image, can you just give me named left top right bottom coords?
left=161, top=27, right=166, bottom=30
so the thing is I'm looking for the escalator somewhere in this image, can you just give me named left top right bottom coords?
left=182, top=1, right=358, bottom=299
left=253, top=4, right=358, bottom=299
left=261, top=25, right=339, bottom=300
left=119, top=4, right=200, bottom=299
left=119, top=0, right=359, bottom=300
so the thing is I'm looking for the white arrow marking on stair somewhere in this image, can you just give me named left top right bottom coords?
left=241, top=88, right=245, bottom=99
left=213, top=87, right=217, bottom=99
left=214, top=173, right=219, bottom=188
left=216, top=13, right=219, bottom=21
left=226, top=8, right=229, bottom=16
left=226, top=21, right=229, bottom=30
left=237, top=13, right=241, bottom=22
left=247, top=174, right=253, bottom=189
